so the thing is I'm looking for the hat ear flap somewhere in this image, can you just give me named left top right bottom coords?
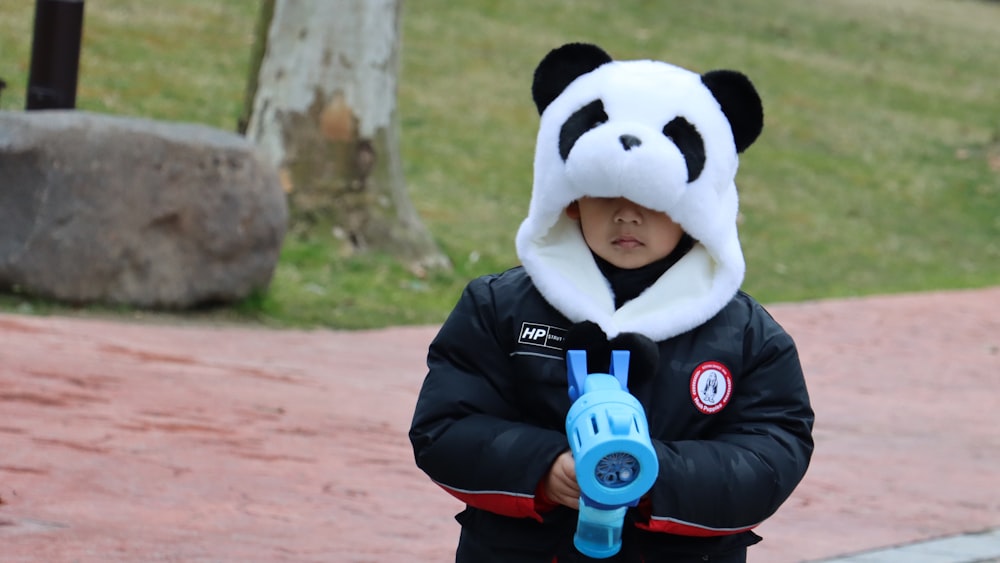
left=608, top=332, right=660, bottom=389
left=701, top=70, right=764, bottom=153
left=532, top=43, right=613, bottom=114
left=565, top=321, right=611, bottom=375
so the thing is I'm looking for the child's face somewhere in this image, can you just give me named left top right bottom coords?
left=566, top=197, right=685, bottom=270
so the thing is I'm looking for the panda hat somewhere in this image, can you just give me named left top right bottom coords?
left=515, top=43, right=764, bottom=341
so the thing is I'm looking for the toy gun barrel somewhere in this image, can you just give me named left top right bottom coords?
left=566, top=350, right=658, bottom=559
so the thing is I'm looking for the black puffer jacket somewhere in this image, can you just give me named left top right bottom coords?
left=409, top=267, right=813, bottom=562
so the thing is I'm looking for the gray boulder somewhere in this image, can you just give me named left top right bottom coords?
left=0, top=110, right=287, bottom=308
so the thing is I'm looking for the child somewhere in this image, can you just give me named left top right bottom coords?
left=410, top=43, right=814, bottom=562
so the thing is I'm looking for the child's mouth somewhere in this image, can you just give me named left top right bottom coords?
left=613, top=236, right=642, bottom=249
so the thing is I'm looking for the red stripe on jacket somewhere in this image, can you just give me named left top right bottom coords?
left=633, top=497, right=757, bottom=537
left=636, top=517, right=757, bottom=537
left=437, top=481, right=558, bottom=523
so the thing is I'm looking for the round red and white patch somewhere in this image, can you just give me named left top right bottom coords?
left=690, top=361, right=733, bottom=415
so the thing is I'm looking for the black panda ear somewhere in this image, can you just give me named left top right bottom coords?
left=565, top=321, right=611, bottom=375
left=701, top=70, right=764, bottom=153
left=532, top=43, right=613, bottom=115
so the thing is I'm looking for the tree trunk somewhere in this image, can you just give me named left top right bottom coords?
left=243, top=0, right=449, bottom=271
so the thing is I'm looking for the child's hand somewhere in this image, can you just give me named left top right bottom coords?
left=543, top=450, right=580, bottom=509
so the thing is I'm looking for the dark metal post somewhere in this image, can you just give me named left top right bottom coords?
left=26, top=0, right=85, bottom=110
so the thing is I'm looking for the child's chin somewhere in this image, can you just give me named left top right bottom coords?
left=607, top=254, right=650, bottom=270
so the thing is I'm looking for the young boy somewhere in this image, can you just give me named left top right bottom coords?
left=410, top=43, right=814, bottom=562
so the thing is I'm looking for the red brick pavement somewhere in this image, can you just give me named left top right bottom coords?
left=1, top=287, right=998, bottom=562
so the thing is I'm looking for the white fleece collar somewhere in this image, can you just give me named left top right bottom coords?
left=517, top=213, right=741, bottom=341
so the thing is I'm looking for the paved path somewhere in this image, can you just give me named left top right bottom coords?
left=811, top=528, right=1000, bottom=562
left=1, top=287, right=998, bottom=562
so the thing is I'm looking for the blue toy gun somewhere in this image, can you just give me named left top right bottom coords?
left=565, top=349, right=658, bottom=559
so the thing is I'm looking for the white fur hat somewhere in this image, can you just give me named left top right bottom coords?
left=515, top=43, right=763, bottom=341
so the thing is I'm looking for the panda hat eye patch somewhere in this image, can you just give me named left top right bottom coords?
left=559, top=99, right=608, bottom=160
left=558, top=100, right=707, bottom=184
left=662, top=117, right=706, bottom=183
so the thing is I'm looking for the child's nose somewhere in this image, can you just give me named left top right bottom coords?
left=614, top=200, right=642, bottom=224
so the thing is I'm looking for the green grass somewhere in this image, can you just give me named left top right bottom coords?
left=1, top=0, right=998, bottom=328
